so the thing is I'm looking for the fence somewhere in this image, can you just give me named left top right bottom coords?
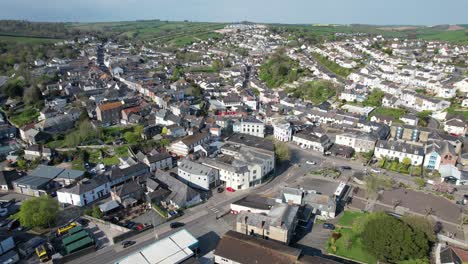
left=52, top=246, right=96, bottom=264
left=82, top=215, right=130, bottom=233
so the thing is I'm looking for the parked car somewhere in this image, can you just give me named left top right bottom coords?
left=121, top=241, right=136, bottom=248
left=170, top=222, right=185, bottom=229
left=340, top=166, right=352, bottom=170
left=322, top=223, right=335, bottom=230
left=0, top=199, right=15, bottom=208
left=77, top=218, right=89, bottom=227
left=7, top=219, right=19, bottom=231
left=226, top=187, right=235, bottom=192
left=306, top=161, right=316, bottom=165
left=0, top=218, right=11, bottom=227
left=0, top=208, right=8, bottom=217
left=125, top=221, right=136, bottom=229
left=217, top=187, right=224, bottom=193
left=134, top=224, right=145, bottom=231
left=370, top=168, right=381, bottom=173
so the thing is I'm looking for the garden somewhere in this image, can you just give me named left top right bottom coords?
left=327, top=211, right=433, bottom=264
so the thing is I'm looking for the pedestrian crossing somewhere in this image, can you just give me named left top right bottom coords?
left=207, top=206, right=220, bottom=214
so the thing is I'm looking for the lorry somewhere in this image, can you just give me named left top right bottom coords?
left=35, top=245, right=50, bottom=262
left=57, top=222, right=77, bottom=236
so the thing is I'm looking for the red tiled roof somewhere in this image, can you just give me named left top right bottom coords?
left=98, top=101, right=122, bottom=112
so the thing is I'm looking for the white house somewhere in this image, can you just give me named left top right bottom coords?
left=292, top=132, right=332, bottom=153
left=374, top=140, right=425, bottom=165
left=233, top=117, right=265, bottom=138
left=444, top=118, right=467, bottom=136
left=273, top=122, right=292, bottom=142
left=177, top=159, right=219, bottom=191
left=168, top=132, right=210, bottom=156
left=56, top=175, right=110, bottom=207
left=335, top=133, right=376, bottom=153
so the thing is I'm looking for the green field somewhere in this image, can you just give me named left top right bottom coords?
left=0, top=34, right=61, bottom=44
left=69, top=20, right=225, bottom=46
left=273, top=24, right=468, bottom=44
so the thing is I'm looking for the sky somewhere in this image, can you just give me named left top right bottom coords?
left=0, top=0, right=467, bottom=25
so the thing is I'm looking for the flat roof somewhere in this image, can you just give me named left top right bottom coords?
left=116, top=229, right=198, bottom=264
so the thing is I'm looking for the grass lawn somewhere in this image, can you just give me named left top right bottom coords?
left=327, top=228, right=378, bottom=264
left=337, top=211, right=366, bottom=227
left=87, top=150, right=102, bottom=164
left=71, top=158, right=85, bottom=171
left=115, top=146, right=129, bottom=158
left=9, top=107, right=39, bottom=127
left=46, top=139, right=65, bottom=149
left=103, top=156, right=119, bottom=166
left=370, top=107, right=407, bottom=120
left=446, top=106, right=468, bottom=120
left=311, top=52, right=354, bottom=77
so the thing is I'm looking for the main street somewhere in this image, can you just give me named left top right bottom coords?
left=69, top=142, right=466, bottom=263
left=68, top=147, right=322, bottom=264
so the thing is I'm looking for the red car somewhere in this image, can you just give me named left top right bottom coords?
left=226, top=187, right=235, bottom=192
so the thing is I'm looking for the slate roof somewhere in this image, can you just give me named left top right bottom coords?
left=376, top=140, right=425, bottom=156
left=0, top=170, right=22, bottom=189
left=30, top=165, right=84, bottom=180
left=109, top=163, right=148, bottom=182
left=154, top=171, right=200, bottom=206
left=60, top=175, right=109, bottom=195
left=214, top=230, right=301, bottom=264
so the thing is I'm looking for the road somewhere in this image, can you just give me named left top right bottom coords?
left=68, top=142, right=465, bottom=263
left=67, top=155, right=317, bottom=264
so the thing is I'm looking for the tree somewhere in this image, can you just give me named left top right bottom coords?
left=212, top=59, right=224, bottom=72
left=16, top=195, right=59, bottom=228
left=362, top=150, right=374, bottom=161
left=23, top=86, right=43, bottom=105
left=273, top=141, right=290, bottom=162
left=364, top=174, right=393, bottom=199
left=124, top=131, right=140, bottom=144
left=3, top=78, right=25, bottom=98
left=361, top=213, right=430, bottom=263
left=417, top=111, right=432, bottom=127
left=363, top=89, right=385, bottom=107
left=16, top=158, right=27, bottom=170
left=161, top=127, right=168, bottom=135
left=401, top=215, right=436, bottom=242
